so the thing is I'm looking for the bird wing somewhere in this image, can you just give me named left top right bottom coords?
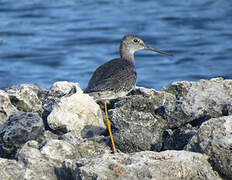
left=85, top=58, right=136, bottom=93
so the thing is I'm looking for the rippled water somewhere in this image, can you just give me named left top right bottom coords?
left=0, top=0, right=232, bottom=90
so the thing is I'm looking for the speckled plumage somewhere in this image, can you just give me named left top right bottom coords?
left=85, top=58, right=136, bottom=94
left=84, top=34, right=171, bottom=101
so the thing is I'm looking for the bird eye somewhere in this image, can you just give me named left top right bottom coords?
left=133, top=39, right=139, bottom=43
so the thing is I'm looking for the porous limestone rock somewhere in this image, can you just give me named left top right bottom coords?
left=16, top=140, right=57, bottom=180
left=0, top=111, right=44, bottom=157
left=6, top=84, right=48, bottom=115
left=0, top=157, right=25, bottom=179
left=49, top=81, right=82, bottom=98
left=162, top=78, right=232, bottom=127
left=60, top=131, right=112, bottom=158
left=109, top=78, right=232, bottom=153
left=40, top=139, right=77, bottom=167
left=47, top=92, right=105, bottom=137
left=0, top=89, right=17, bottom=125
left=186, top=115, right=232, bottom=179
left=109, top=89, right=168, bottom=152
left=72, top=150, right=221, bottom=180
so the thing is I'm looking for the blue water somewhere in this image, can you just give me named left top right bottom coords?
left=0, top=0, right=232, bottom=91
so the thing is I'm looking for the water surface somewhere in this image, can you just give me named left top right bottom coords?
left=0, top=0, right=231, bottom=90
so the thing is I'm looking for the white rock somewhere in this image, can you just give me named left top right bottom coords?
left=47, top=92, right=105, bottom=137
left=40, top=139, right=77, bottom=167
left=49, top=81, right=82, bottom=98
left=0, top=158, right=25, bottom=179
left=0, top=90, right=17, bottom=125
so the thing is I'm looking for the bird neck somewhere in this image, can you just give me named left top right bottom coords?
left=119, top=46, right=135, bottom=63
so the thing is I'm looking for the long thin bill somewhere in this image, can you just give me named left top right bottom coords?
left=145, top=46, right=172, bottom=56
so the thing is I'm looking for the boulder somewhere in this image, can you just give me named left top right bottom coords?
left=109, top=89, right=167, bottom=152
left=60, top=131, right=112, bottom=158
left=40, top=139, right=77, bottom=167
left=0, top=157, right=25, bottom=179
left=47, top=92, right=105, bottom=137
left=42, top=81, right=83, bottom=126
left=6, top=84, right=48, bottom=115
left=16, top=140, right=57, bottom=180
left=48, top=81, right=82, bottom=98
left=0, top=111, right=44, bottom=158
left=40, top=134, right=112, bottom=168
left=0, top=78, right=231, bottom=179
left=186, top=115, right=232, bottom=179
left=162, top=78, right=232, bottom=127
left=108, top=78, right=232, bottom=153
left=0, top=90, right=17, bottom=126
left=72, top=150, right=221, bottom=180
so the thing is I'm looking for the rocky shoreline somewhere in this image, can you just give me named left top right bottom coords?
left=0, top=77, right=231, bottom=179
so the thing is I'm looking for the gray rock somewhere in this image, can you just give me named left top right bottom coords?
left=40, top=139, right=77, bottom=167
left=38, top=130, right=59, bottom=143
left=15, top=136, right=111, bottom=180
left=42, top=96, right=59, bottom=122
left=40, top=135, right=111, bottom=168
left=109, top=78, right=232, bottom=153
left=108, top=88, right=171, bottom=152
left=186, top=115, right=232, bottom=179
left=72, top=150, right=221, bottom=180
left=6, top=84, right=48, bottom=115
left=0, top=78, right=231, bottom=179
left=47, top=92, right=105, bottom=137
left=0, top=89, right=17, bottom=125
left=17, top=140, right=57, bottom=180
left=162, top=78, right=232, bottom=127
left=0, top=111, right=44, bottom=157
left=162, top=124, right=197, bottom=150
left=60, top=131, right=112, bottom=158
left=0, top=157, right=25, bottom=179
left=49, top=81, right=82, bottom=98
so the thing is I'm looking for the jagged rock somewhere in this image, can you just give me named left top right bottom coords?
left=0, top=157, right=25, bottom=179
left=186, top=115, right=232, bottom=179
left=0, top=111, right=44, bottom=158
left=109, top=88, right=167, bottom=152
left=109, top=78, right=232, bottom=153
left=49, top=81, right=82, bottom=98
left=47, top=92, right=105, bottom=136
left=40, top=135, right=111, bottom=168
left=38, top=130, right=59, bottom=143
left=16, top=141, right=57, bottom=180
left=42, top=81, right=83, bottom=125
left=162, top=78, right=232, bottom=127
left=108, top=87, right=173, bottom=152
left=40, top=139, right=77, bottom=167
left=15, top=136, right=110, bottom=180
left=0, top=90, right=17, bottom=125
left=72, top=150, right=221, bottom=180
left=6, top=84, right=48, bottom=115
left=0, top=78, right=231, bottom=179
left=60, top=131, right=112, bottom=158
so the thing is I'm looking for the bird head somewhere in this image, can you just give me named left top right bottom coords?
left=120, top=34, right=172, bottom=56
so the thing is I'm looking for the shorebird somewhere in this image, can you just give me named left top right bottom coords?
left=85, top=34, right=172, bottom=153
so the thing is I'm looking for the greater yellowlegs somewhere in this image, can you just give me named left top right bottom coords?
left=85, top=34, right=172, bottom=153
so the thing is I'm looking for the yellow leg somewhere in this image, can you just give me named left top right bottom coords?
left=104, top=102, right=117, bottom=153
